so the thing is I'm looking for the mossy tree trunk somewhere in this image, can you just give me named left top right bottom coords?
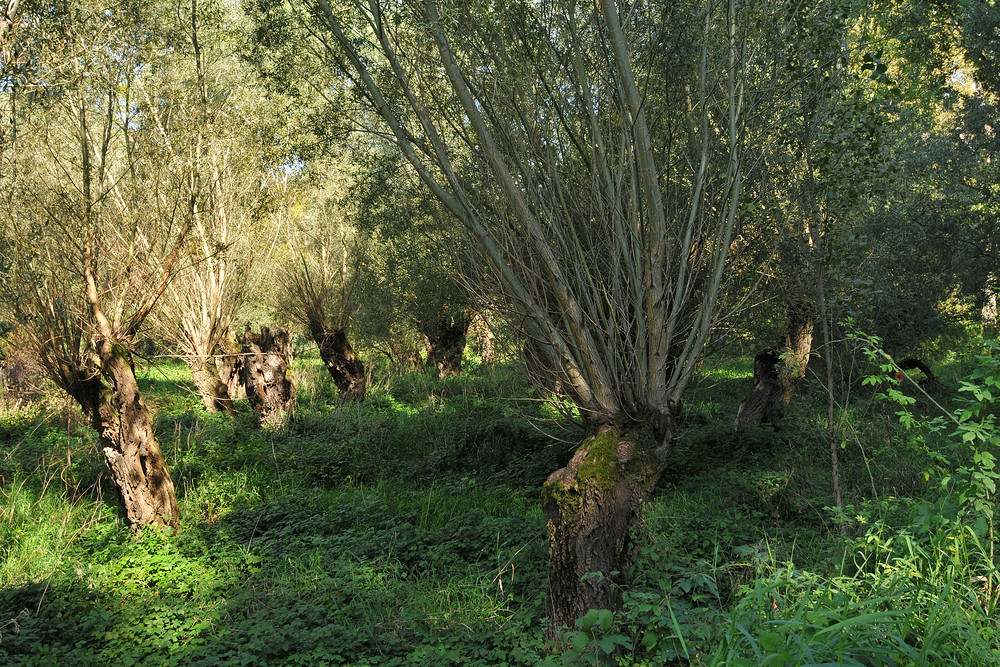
left=778, top=304, right=813, bottom=406
left=310, top=322, right=366, bottom=402
left=240, top=327, right=295, bottom=427
left=425, top=317, right=469, bottom=378
left=66, top=343, right=179, bottom=530
left=541, top=418, right=672, bottom=633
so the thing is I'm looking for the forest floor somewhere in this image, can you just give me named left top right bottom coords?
left=1, top=349, right=998, bottom=665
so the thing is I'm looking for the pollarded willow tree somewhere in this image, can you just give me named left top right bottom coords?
left=275, top=165, right=368, bottom=402
left=350, top=149, right=474, bottom=378
left=0, top=0, right=217, bottom=529
left=257, top=0, right=785, bottom=628
left=149, top=0, right=277, bottom=414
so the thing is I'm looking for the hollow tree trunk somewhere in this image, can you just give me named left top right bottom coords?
left=778, top=305, right=813, bottom=406
left=541, top=417, right=672, bottom=634
left=425, top=317, right=469, bottom=378
left=310, top=322, right=366, bottom=402
left=66, top=344, right=179, bottom=530
left=240, top=326, right=295, bottom=427
left=189, top=355, right=235, bottom=415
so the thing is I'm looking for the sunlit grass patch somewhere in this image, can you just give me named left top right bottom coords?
left=697, top=354, right=755, bottom=381
left=177, top=468, right=267, bottom=524
left=135, top=358, right=204, bottom=414
left=0, top=479, right=111, bottom=585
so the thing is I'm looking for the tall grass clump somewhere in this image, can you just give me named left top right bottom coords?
left=711, top=523, right=998, bottom=666
left=0, top=478, right=111, bottom=584
left=709, top=338, right=1000, bottom=664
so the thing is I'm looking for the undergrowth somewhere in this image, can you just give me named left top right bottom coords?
left=1, top=348, right=997, bottom=665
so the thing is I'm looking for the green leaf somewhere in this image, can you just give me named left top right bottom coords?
left=569, top=631, right=589, bottom=652
left=579, top=609, right=601, bottom=633
left=598, top=634, right=629, bottom=654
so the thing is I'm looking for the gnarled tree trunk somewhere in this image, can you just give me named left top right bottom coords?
left=778, top=304, right=814, bottom=406
left=425, top=317, right=468, bottom=378
left=190, top=355, right=235, bottom=414
left=736, top=348, right=784, bottom=427
left=66, top=344, right=179, bottom=530
left=240, top=326, right=295, bottom=427
left=310, top=323, right=366, bottom=402
left=738, top=304, right=814, bottom=428
left=215, top=337, right=245, bottom=402
left=541, top=418, right=672, bottom=633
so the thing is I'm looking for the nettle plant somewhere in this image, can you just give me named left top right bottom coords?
left=855, top=333, right=999, bottom=553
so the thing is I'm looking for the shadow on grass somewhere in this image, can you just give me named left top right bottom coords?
left=0, top=475, right=552, bottom=666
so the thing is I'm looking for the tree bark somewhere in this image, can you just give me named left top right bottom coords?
left=541, top=417, right=672, bottom=635
left=310, top=323, right=366, bottom=402
left=240, top=326, right=295, bottom=427
left=469, top=311, right=495, bottom=364
left=215, top=337, right=245, bottom=401
left=778, top=304, right=814, bottom=406
left=735, top=348, right=784, bottom=427
left=190, top=355, right=235, bottom=414
left=425, top=317, right=468, bottom=378
left=65, top=344, right=179, bottom=530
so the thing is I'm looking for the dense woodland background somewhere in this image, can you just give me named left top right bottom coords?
left=1, top=0, right=999, bottom=664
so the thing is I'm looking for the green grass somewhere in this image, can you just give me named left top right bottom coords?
left=1, top=348, right=998, bottom=665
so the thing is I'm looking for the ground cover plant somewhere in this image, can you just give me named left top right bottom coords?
left=0, top=342, right=997, bottom=665
left=4, top=0, right=1000, bottom=660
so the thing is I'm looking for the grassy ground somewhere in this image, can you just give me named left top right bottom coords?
left=1, top=349, right=998, bottom=665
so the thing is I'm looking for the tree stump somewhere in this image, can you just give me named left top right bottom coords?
left=311, top=324, right=366, bottom=402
